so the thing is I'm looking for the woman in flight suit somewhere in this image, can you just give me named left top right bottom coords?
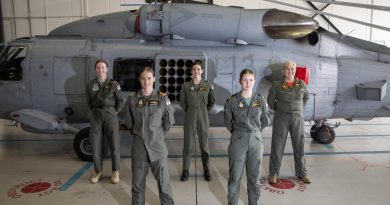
left=267, top=60, right=311, bottom=184
left=179, top=61, right=216, bottom=182
left=124, top=67, right=175, bottom=205
left=87, top=59, right=124, bottom=184
left=224, top=68, right=270, bottom=205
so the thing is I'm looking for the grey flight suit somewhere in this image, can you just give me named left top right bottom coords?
left=179, top=79, right=216, bottom=171
left=224, top=92, right=270, bottom=205
left=125, top=90, right=175, bottom=205
left=87, top=78, right=124, bottom=173
left=267, top=78, right=309, bottom=178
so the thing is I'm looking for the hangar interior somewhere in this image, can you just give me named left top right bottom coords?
left=1, top=1, right=390, bottom=205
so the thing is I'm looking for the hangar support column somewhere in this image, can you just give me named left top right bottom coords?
left=0, top=1, right=4, bottom=43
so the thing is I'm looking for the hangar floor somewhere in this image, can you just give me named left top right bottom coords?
left=0, top=118, right=390, bottom=205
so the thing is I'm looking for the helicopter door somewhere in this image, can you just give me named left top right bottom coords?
left=0, top=45, right=31, bottom=108
left=214, top=56, right=236, bottom=93
left=53, top=56, right=91, bottom=120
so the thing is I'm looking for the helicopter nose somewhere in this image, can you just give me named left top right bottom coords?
left=262, top=9, right=319, bottom=39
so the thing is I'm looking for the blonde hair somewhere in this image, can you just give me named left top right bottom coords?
left=282, top=60, right=296, bottom=70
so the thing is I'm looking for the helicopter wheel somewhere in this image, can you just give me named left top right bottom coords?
left=73, top=127, right=93, bottom=161
left=311, top=125, right=335, bottom=144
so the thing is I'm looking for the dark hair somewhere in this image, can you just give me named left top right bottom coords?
left=191, top=61, right=203, bottom=70
left=239, top=68, right=255, bottom=81
left=95, top=59, right=108, bottom=68
left=139, top=66, right=155, bottom=77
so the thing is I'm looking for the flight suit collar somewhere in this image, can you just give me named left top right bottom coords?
left=94, top=78, right=109, bottom=85
left=189, top=79, right=206, bottom=91
left=281, top=78, right=302, bottom=90
left=236, top=92, right=257, bottom=109
left=136, top=89, right=158, bottom=97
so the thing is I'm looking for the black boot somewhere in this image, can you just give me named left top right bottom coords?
left=204, top=169, right=212, bottom=182
left=180, top=170, right=189, bottom=181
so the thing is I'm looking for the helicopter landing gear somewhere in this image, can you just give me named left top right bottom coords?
left=310, top=120, right=339, bottom=144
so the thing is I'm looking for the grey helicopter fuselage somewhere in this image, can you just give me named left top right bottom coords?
left=1, top=3, right=390, bottom=158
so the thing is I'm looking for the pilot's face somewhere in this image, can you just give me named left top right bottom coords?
left=240, top=73, right=255, bottom=92
left=191, top=64, right=203, bottom=79
left=283, top=66, right=296, bottom=79
left=95, top=62, right=108, bottom=79
left=139, top=70, right=155, bottom=90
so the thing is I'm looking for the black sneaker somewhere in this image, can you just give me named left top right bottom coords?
left=180, top=170, right=189, bottom=181
left=204, top=169, right=212, bottom=182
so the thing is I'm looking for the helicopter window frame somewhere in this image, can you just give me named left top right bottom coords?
left=113, top=58, right=154, bottom=92
left=0, top=45, right=27, bottom=81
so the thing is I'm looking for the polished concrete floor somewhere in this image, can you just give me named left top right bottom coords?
left=1, top=118, right=390, bottom=205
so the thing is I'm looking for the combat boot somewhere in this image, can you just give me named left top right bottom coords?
left=111, top=171, right=120, bottom=184
left=90, top=172, right=103, bottom=184
left=268, top=175, right=277, bottom=184
left=299, top=176, right=311, bottom=184
left=180, top=170, right=189, bottom=181
left=204, top=169, right=212, bottom=182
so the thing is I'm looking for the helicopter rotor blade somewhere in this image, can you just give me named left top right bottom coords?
left=306, top=0, right=390, bottom=12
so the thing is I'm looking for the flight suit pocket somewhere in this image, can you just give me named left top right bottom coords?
left=134, top=108, right=143, bottom=127
left=150, top=110, right=162, bottom=127
left=235, top=109, right=247, bottom=125
left=199, top=90, right=208, bottom=105
left=295, top=89, right=305, bottom=100
left=278, top=90, right=291, bottom=101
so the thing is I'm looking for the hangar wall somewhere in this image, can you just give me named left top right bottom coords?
left=1, top=0, right=390, bottom=47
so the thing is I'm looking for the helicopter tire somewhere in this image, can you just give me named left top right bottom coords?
left=310, top=125, right=318, bottom=140
left=73, top=127, right=93, bottom=161
left=313, top=125, right=335, bottom=144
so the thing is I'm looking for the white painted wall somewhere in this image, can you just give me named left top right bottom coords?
left=2, top=0, right=390, bottom=46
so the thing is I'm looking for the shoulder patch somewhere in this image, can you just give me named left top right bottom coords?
left=162, top=95, right=171, bottom=105
left=226, top=94, right=234, bottom=102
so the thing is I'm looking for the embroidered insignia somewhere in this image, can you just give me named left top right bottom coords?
left=252, top=101, right=261, bottom=108
left=191, top=86, right=194, bottom=91
left=199, top=87, right=207, bottom=91
left=136, top=98, right=144, bottom=108
left=116, top=84, right=121, bottom=91
left=149, top=100, right=159, bottom=106
left=282, top=83, right=288, bottom=90
left=92, top=83, right=99, bottom=92
left=238, top=102, right=244, bottom=109
left=159, top=92, right=166, bottom=96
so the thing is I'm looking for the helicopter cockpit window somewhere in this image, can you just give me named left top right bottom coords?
left=0, top=46, right=26, bottom=81
left=113, top=58, right=154, bottom=92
